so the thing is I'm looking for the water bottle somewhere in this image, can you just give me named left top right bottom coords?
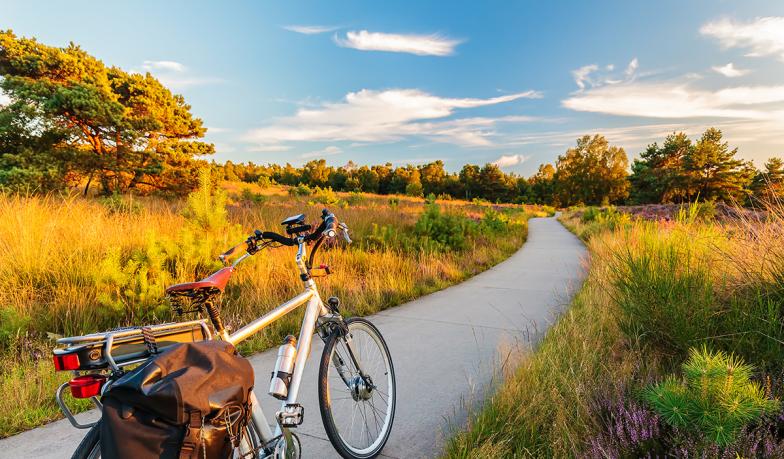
left=269, top=335, right=297, bottom=400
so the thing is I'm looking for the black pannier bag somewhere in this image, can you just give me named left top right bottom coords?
left=100, top=340, right=255, bottom=459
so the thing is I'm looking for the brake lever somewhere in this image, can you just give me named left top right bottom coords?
left=338, top=222, right=352, bottom=244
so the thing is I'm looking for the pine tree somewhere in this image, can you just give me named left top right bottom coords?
left=629, top=132, right=691, bottom=203
left=682, top=128, right=754, bottom=202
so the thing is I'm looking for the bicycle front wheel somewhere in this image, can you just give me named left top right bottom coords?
left=318, top=318, right=396, bottom=459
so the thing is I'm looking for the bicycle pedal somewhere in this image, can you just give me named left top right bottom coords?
left=276, top=403, right=304, bottom=427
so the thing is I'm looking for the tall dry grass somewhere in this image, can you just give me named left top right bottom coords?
left=445, top=203, right=784, bottom=457
left=0, top=182, right=545, bottom=437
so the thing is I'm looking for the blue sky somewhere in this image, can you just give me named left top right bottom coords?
left=3, top=0, right=784, bottom=175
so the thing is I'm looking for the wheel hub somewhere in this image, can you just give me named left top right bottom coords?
left=348, top=375, right=373, bottom=401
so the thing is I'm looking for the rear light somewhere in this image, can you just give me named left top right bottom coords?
left=69, top=374, right=107, bottom=399
left=53, top=353, right=80, bottom=371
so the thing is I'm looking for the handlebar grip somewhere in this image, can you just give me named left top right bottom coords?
left=321, top=209, right=337, bottom=238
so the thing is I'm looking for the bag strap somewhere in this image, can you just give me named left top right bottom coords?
left=179, top=410, right=203, bottom=459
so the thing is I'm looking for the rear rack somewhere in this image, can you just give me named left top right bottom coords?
left=54, top=319, right=213, bottom=430
left=55, top=319, right=213, bottom=372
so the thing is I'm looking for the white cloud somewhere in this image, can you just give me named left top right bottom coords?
left=572, top=58, right=638, bottom=91
left=572, top=64, right=598, bottom=90
left=701, top=16, right=784, bottom=61
left=284, top=25, right=339, bottom=35
left=245, top=88, right=540, bottom=149
left=0, top=90, right=9, bottom=106
left=302, top=146, right=342, bottom=159
left=142, top=60, right=186, bottom=72
left=492, top=154, right=528, bottom=168
left=625, top=58, right=639, bottom=78
left=249, top=145, right=293, bottom=153
left=138, top=60, right=220, bottom=90
left=563, top=79, right=784, bottom=119
left=712, top=62, right=750, bottom=78
left=334, top=30, right=463, bottom=56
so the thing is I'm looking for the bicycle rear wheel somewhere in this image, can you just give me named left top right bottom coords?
left=318, top=318, right=396, bottom=459
left=70, top=422, right=100, bottom=459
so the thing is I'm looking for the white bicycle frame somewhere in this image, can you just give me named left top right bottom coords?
left=223, top=236, right=351, bottom=454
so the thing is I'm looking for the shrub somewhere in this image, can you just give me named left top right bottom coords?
left=388, top=197, right=399, bottom=209
left=0, top=306, right=29, bottom=350
left=288, top=183, right=313, bottom=196
left=345, top=191, right=365, bottom=207
left=413, top=203, right=476, bottom=252
left=310, top=186, right=341, bottom=206
left=642, top=346, right=780, bottom=447
left=480, top=208, right=509, bottom=233
left=256, top=174, right=273, bottom=189
left=405, top=182, right=424, bottom=197
left=240, top=188, right=268, bottom=204
left=98, top=192, right=142, bottom=214
left=183, top=169, right=229, bottom=231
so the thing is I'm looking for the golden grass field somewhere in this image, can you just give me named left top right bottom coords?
left=0, top=181, right=549, bottom=437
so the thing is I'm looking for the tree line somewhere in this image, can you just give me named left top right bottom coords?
left=217, top=130, right=783, bottom=206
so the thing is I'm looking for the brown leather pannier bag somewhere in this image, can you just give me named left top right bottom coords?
left=100, top=340, right=254, bottom=459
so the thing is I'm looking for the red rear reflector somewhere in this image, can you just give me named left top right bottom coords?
left=53, top=353, right=80, bottom=371
left=69, top=374, right=107, bottom=399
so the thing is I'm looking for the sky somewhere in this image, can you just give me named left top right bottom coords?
left=2, top=0, right=784, bottom=176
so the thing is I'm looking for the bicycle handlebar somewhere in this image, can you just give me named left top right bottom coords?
left=220, top=209, right=347, bottom=265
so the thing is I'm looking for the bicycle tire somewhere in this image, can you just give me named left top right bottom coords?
left=70, top=422, right=101, bottom=459
left=318, top=317, right=396, bottom=459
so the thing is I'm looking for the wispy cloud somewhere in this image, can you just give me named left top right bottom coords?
left=572, top=64, right=599, bottom=90
left=283, top=25, right=339, bottom=35
left=571, top=58, right=639, bottom=91
left=492, top=154, right=528, bottom=168
left=563, top=78, right=784, bottom=120
left=244, top=88, right=540, bottom=149
left=712, top=62, right=750, bottom=78
left=333, top=30, right=463, bottom=56
left=249, top=145, right=293, bottom=153
left=302, top=145, right=342, bottom=159
left=142, top=60, right=186, bottom=72
left=138, top=60, right=221, bottom=89
left=701, top=16, right=784, bottom=61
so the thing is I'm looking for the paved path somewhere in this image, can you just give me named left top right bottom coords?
left=0, top=216, right=586, bottom=458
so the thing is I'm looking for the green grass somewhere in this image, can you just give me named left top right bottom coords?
left=0, top=179, right=550, bottom=438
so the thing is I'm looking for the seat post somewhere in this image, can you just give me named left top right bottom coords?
left=204, top=296, right=227, bottom=338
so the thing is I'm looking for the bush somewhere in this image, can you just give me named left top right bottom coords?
left=256, top=174, right=273, bottom=189
left=642, top=346, right=780, bottom=447
left=288, top=183, right=313, bottom=196
left=310, top=186, right=341, bottom=206
left=0, top=307, right=29, bottom=350
left=98, top=192, right=142, bottom=214
left=413, top=203, right=476, bottom=252
left=240, top=188, right=268, bottom=204
left=183, top=169, right=229, bottom=231
left=345, top=191, right=365, bottom=207
left=405, top=182, right=424, bottom=197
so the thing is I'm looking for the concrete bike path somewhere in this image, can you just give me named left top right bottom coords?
left=0, top=216, right=586, bottom=458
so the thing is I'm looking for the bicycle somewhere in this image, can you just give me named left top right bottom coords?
left=53, top=209, right=396, bottom=459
